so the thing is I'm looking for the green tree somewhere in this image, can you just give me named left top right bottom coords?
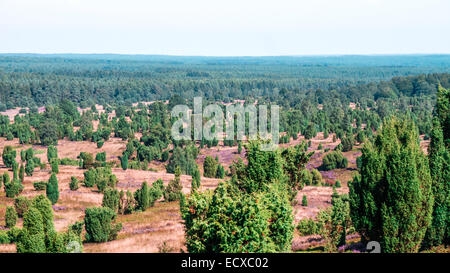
left=84, top=207, right=122, bottom=243
left=2, top=146, right=16, bottom=169
left=311, top=169, right=322, bottom=186
left=25, top=159, right=34, bottom=176
left=102, top=188, right=120, bottom=213
left=50, top=159, right=59, bottom=174
left=19, top=164, right=25, bottom=183
left=349, top=117, right=433, bottom=253
left=120, top=154, right=128, bottom=170
left=164, top=167, right=183, bottom=202
left=134, top=182, right=150, bottom=211
left=14, top=196, right=31, bottom=218
left=281, top=142, right=314, bottom=201
left=321, top=151, right=348, bottom=171
left=46, top=174, right=59, bottom=205
left=180, top=140, right=294, bottom=253
left=38, top=119, right=59, bottom=146
left=422, top=109, right=450, bottom=247
left=5, top=206, right=18, bottom=228
left=79, top=152, right=94, bottom=169
left=69, top=176, right=79, bottom=191
left=47, top=145, right=58, bottom=163
left=16, top=207, right=46, bottom=253
left=302, top=195, right=308, bottom=206
left=216, top=163, right=225, bottom=179
left=191, top=168, right=201, bottom=191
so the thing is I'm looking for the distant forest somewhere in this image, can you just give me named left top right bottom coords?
left=0, top=54, right=449, bottom=109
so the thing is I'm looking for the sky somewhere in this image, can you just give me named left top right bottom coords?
left=1, top=0, right=449, bottom=56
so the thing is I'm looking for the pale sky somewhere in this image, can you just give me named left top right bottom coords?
left=1, top=0, right=449, bottom=56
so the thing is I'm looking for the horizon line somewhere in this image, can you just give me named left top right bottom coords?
left=1, top=52, right=450, bottom=58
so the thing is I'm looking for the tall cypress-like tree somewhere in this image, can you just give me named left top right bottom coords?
left=46, top=174, right=59, bottom=205
left=349, top=117, right=433, bottom=253
left=423, top=86, right=450, bottom=248
left=19, top=164, right=25, bottom=183
left=47, top=145, right=58, bottom=163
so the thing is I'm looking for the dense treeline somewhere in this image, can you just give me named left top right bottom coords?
left=0, top=55, right=449, bottom=109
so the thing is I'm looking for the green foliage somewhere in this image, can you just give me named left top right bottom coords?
left=341, top=135, right=354, bottom=152
left=15, top=194, right=80, bottom=253
left=2, top=171, right=10, bottom=186
left=84, top=207, right=122, bottom=243
left=317, top=192, right=352, bottom=252
left=321, top=150, right=348, bottom=171
left=422, top=88, right=450, bottom=248
left=281, top=142, right=314, bottom=201
left=5, top=179, right=22, bottom=198
left=149, top=179, right=164, bottom=204
left=134, top=182, right=150, bottom=211
left=59, top=158, right=79, bottom=166
left=38, top=119, right=59, bottom=146
left=120, top=154, right=128, bottom=170
left=19, top=164, right=24, bottom=183
left=0, top=230, right=11, bottom=244
left=2, top=146, right=16, bottom=169
left=164, top=167, right=183, bottom=202
left=191, top=168, right=201, bottom=191
left=95, top=152, right=106, bottom=162
left=16, top=207, right=46, bottom=253
left=69, top=176, right=79, bottom=191
left=79, top=152, right=94, bottom=169
left=50, top=159, right=59, bottom=174
left=304, top=123, right=317, bottom=140
left=102, top=187, right=120, bottom=213
left=47, top=145, right=58, bottom=163
left=31, top=195, right=55, bottom=238
left=33, top=181, right=47, bottom=191
left=216, top=163, right=225, bottom=179
left=181, top=140, right=294, bottom=253
left=161, top=150, right=169, bottom=162
left=311, top=169, right=322, bottom=186
left=299, top=169, right=313, bottom=186
left=83, top=167, right=117, bottom=192
left=302, top=195, right=308, bottom=206
left=166, top=145, right=198, bottom=175
left=297, top=218, right=319, bottom=236
left=118, top=190, right=135, bottom=215
left=25, top=160, right=34, bottom=176
left=203, top=156, right=218, bottom=178
left=14, top=196, right=31, bottom=217
left=5, top=206, right=18, bottom=228
left=335, top=180, right=341, bottom=188
left=349, top=117, right=433, bottom=253
left=97, top=140, right=104, bottom=148
left=46, top=173, right=59, bottom=204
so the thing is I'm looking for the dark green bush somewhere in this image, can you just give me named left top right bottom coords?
left=5, top=206, right=18, bottom=228
left=14, top=196, right=31, bottom=217
left=320, top=151, right=348, bottom=171
left=302, top=195, right=308, bottom=206
left=84, top=207, right=122, bottom=243
left=102, top=187, right=120, bottom=212
left=297, top=218, right=319, bottom=236
left=46, top=173, right=59, bottom=204
left=69, top=176, right=79, bottom=191
left=33, top=181, right=47, bottom=191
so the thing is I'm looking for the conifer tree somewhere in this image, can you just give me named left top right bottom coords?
left=19, top=164, right=25, bottom=183
left=46, top=174, right=59, bottom=205
left=47, top=145, right=58, bottom=163
left=423, top=86, right=450, bottom=248
left=349, top=117, right=433, bottom=253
